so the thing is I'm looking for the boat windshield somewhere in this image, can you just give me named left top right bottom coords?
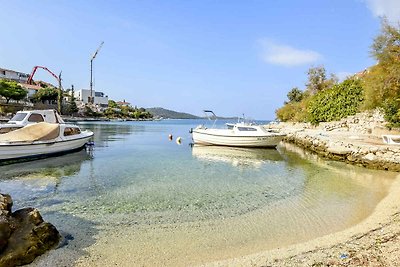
left=237, top=127, right=257, bottom=131
left=9, top=112, right=28, bottom=122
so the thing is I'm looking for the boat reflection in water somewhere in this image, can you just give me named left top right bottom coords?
left=0, top=149, right=93, bottom=208
left=191, top=144, right=284, bottom=168
left=0, top=148, right=92, bottom=179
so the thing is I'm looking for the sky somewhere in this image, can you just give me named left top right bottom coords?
left=1, top=0, right=400, bottom=119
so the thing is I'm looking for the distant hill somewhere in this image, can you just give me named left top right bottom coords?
left=147, top=107, right=201, bottom=119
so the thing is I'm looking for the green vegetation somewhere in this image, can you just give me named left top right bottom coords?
left=276, top=66, right=338, bottom=123
left=0, top=80, right=27, bottom=103
left=147, top=107, right=200, bottom=119
left=102, top=101, right=152, bottom=119
left=33, top=86, right=58, bottom=103
left=308, top=79, right=364, bottom=124
left=276, top=19, right=400, bottom=126
left=363, top=19, right=400, bottom=127
left=63, top=87, right=79, bottom=115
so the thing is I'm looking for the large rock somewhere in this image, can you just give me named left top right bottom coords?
left=0, top=193, right=60, bottom=267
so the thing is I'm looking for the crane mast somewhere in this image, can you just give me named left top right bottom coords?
left=89, top=41, right=104, bottom=104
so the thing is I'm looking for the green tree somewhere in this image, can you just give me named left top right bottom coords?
left=34, top=87, right=58, bottom=103
left=286, top=87, right=304, bottom=103
left=108, top=100, right=118, bottom=108
left=305, top=66, right=337, bottom=95
left=0, top=80, right=28, bottom=103
left=84, top=106, right=101, bottom=117
left=363, top=19, right=400, bottom=111
left=65, top=87, right=78, bottom=115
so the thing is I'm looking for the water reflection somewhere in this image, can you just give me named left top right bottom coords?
left=77, top=122, right=140, bottom=147
left=0, top=149, right=92, bottom=209
left=191, top=145, right=284, bottom=168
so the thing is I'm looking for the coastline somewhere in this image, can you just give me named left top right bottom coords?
left=69, top=130, right=400, bottom=267
left=27, top=113, right=400, bottom=266
left=205, top=115, right=400, bottom=266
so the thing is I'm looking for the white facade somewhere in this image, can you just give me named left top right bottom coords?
left=19, top=83, right=42, bottom=98
left=75, top=89, right=108, bottom=106
left=0, top=68, right=29, bottom=83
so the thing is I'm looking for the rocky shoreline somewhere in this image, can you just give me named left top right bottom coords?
left=269, top=110, right=400, bottom=172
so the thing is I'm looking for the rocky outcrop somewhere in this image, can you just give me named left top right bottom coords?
left=318, top=109, right=386, bottom=134
left=282, top=130, right=400, bottom=171
left=268, top=110, right=400, bottom=171
left=0, top=193, right=60, bottom=267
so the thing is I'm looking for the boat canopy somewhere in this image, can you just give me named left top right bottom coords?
left=0, top=122, right=60, bottom=142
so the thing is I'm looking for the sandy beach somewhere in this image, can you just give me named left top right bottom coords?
left=209, top=174, right=400, bottom=266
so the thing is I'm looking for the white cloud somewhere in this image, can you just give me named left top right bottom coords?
left=365, top=0, right=400, bottom=23
left=259, top=39, right=322, bottom=67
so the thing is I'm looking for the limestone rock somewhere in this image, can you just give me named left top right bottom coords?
left=364, top=153, right=376, bottom=161
left=0, top=193, right=60, bottom=267
left=327, top=144, right=352, bottom=155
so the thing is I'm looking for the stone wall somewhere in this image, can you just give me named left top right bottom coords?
left=283, top=130, right=400, bottom=171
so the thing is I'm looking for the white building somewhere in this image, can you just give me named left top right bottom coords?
left=74, top=89, right=108, bottom=106
left=0, top=67, right=29, bottom=83
left=19, top=83, right=42, bottom=98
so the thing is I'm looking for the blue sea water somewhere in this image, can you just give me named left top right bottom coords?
left=0, top=119, right=397, bottom=265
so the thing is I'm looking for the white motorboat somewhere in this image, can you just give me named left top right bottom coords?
left=0, top=122, right=93, bottom=162
left=0, top=109, right=64, bottom=134
left=382, top=135, right=400, bottom=145
left=191, top=111, right=286, bottom=148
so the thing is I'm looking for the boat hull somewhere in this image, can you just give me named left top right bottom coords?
left=0, top=134, right=93, bottom=161
left=192, top=130, right=284, bottom=147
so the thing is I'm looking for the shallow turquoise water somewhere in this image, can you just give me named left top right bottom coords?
left=0, top=120, right=397, bottom=265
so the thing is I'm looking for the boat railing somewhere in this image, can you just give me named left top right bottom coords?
left=203, top=110, right=218, bottom=128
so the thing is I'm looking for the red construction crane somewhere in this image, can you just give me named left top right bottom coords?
left=26, top=66, right=60, bottom=85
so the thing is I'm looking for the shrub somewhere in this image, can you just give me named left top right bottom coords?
left=382, top=98, right=400, bottom=127
left=276, top=99, right=309, bottom=122
left=307, top=78, right=364, bottom=125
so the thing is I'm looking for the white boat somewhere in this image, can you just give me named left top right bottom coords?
left=0, top=122, right=93, bottom=162
left=0, top=109, right=64, bottom=134
left=191, top=111, right=286, bottom=148
left=382, top=135, right=400, bottom=145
